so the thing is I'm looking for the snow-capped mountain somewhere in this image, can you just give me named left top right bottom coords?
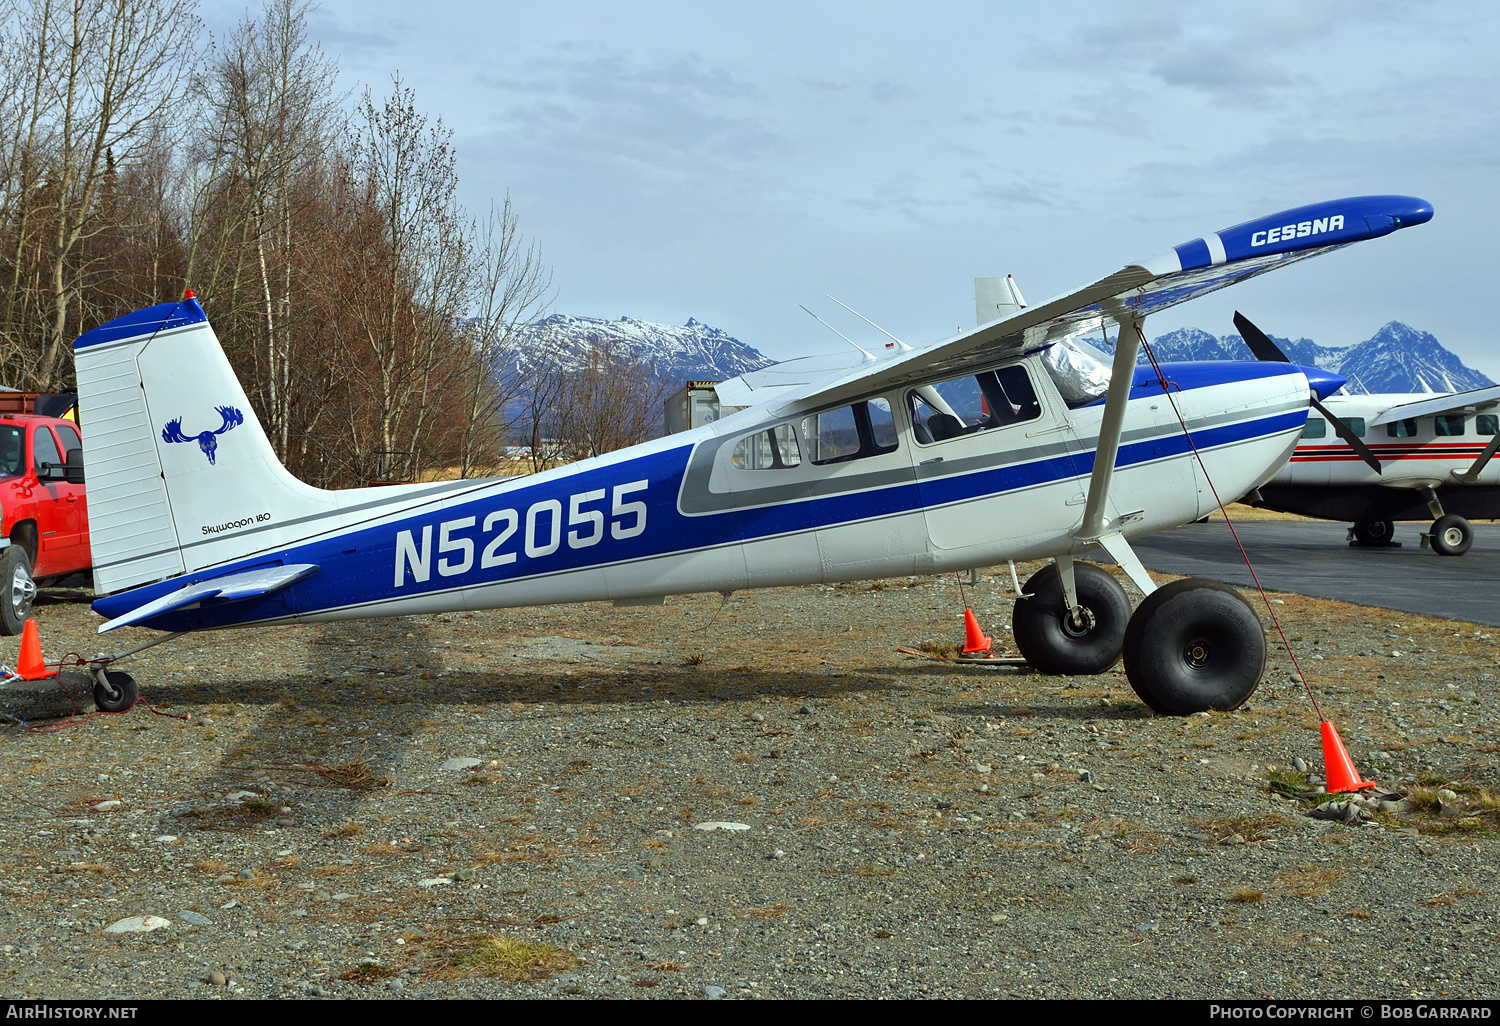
left=1143, top=321, right=1492, bottom=394
left=510, top=314, right=773, bottom=384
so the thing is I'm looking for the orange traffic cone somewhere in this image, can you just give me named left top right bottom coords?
left=1320, top=720, right=1375, bottom=793
left=17, top=618, right=56, bottom=680
left=961, top=609, right=992, bottom=656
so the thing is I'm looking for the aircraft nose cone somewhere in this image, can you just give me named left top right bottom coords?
left=1298, top=366, right=1345, bottom=400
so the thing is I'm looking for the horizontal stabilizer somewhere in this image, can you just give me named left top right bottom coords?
left=97, top=563, right=320, bottom=634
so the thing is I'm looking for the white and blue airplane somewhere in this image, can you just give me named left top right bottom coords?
left=63, top=195, right=1431, bottom=717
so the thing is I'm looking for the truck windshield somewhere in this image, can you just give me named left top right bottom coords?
left=0, top=426, right=21, bottom=477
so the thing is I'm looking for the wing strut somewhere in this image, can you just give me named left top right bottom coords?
left=1454, top=432, right=1500, bottom=484
left=1069, top=310, right=1158, bottom=607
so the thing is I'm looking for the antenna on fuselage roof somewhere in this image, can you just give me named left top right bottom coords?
left=799, top=304, right=877, bottom=363
left=824, top=295, right=914, bottom=353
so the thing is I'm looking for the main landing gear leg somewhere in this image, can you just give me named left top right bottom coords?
left=1418, top=487, right=1472, bottom=556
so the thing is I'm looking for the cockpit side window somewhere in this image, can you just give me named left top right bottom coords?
left=730, top=423, right=802, bottom=470
left=799, top=398, right=900, bottom=466
left=908, top=365, right=1041, bottom=445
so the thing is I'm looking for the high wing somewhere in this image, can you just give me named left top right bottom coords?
left=717, top=195, right=1432, bottom=416
left=1366, top=384, right=1500, bottom=427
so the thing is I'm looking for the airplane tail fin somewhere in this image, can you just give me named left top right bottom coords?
left=975, top=275, right=1027, bottom=326
left=73, top=294, right=338, bottom=594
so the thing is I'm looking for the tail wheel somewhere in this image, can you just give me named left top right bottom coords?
left=1012, top=562, right=1130, bottom=675
left=0, top=546, right=36, bottom=636
left=1122, top=578, right=1265, bottom=715
left=93, top=671, right=138, bottom=714
left=1351, top=520, right=1395, bottom=547
left=1430, top=514, right=1473, bottom=556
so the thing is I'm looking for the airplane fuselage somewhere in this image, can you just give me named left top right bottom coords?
left=91, top=357, right=1310, bottom=633
left=1258, top=393, right=1500, bottom=521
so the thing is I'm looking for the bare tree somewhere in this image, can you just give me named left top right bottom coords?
left=456, top=195, right=551, bottom=478
left=554, top=333, right=669, bottom=459
left=185, top=0, right=339, bottom=459
left=18, top=0, right=199, bottom=388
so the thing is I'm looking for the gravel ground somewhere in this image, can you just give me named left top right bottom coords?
left=0, top=563, right=1497, bottom=1001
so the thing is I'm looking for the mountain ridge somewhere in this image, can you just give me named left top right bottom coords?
left=513, top=314, right=1490, bottom=396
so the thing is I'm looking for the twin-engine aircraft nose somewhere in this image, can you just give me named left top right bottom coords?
left=1298, top=366, right=1346, bottom=401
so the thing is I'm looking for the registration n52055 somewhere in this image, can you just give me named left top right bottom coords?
left=393, top=481, right=648, bottom=586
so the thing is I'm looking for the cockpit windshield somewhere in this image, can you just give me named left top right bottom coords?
left=1040, top=336, right=1112, bottom=406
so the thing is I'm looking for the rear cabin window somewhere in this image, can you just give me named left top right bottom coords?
left=31, top=425, right=60, bottom=473
left=1301, top=418, right=1326, bottom=439
left=1479, top=415, right=1498, bottom=436
left=730, top=423, right=801, bottom=470
left=908, top=365, right=1041, bottom=444
left=1435, top=414, right=1465, bottom=436
left=1339, top=417, right=1365, bottom=437
left=800, top=398, right=898, bottom=466
left=0, top=426, right=21, bottom=478
left=1387, top=419, right=1418, bottom=438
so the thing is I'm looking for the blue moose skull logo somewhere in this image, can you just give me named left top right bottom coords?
left=161, top=406, right=244, bottom=465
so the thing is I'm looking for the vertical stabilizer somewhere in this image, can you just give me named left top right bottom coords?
left=74, top=297, right=338, bottom=593
left=975, top=275, right=1027, bottom=326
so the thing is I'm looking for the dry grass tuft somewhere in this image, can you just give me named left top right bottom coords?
left=682, top=652, right=707, bottom=667
left=734, top=754, right=757, bottom=764
left=62, top=863, right=111, bottom=876
left=737, top=795, right=760, bottom=806
left=339, top=962, right=399, bottom=984
left=748, top=902, right=792, bottom=918
left=284, top=748, right=390, bottom=791
left=192, top=859, right=231, bottom=873
left=1346, top=907, right=1375, bottom=920
left=1228, top=888, right=1265, bottom=904
left=1276, top=865, right=1345, bottom=899
left=364, top=843, right=405, bottom=856
left=1195, top=813, right=1288, bottom=843
left=425, top=934, right=576, bottom=982
left=915, top=641, right=960, bottom=659
left=327, top=820, right=364, bottom=838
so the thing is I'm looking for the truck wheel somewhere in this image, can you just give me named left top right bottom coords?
left=1430, top=514, right=1473, bottom=556
left=0, top=546, right=36, bottom=636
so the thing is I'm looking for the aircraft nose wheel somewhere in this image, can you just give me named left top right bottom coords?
left=1429, top=514, right=1473, bottom=556
left=1012, top=562, right=1129, bottom=675
left=1122, top=578, right=1265, bottom=715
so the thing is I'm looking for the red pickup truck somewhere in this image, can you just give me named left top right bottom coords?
left=0, top=409, right=88, bottom=634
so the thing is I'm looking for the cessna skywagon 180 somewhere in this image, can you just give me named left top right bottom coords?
left=1229, top=313, right=1500, bottom=556
left=62, top=195, right=1431, bottom=717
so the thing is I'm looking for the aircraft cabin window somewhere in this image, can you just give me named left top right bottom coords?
left=730, top=423, right=801, bottom=470
left=908, top=365, right=1041, bottom=445
left=800, top=398, right=899, bottom=466
left=1338, top=417, right=1365, bottom=437
left=1435, top=414, right=1465, bottom=436
left=1387, top=419, right=1418, bottom=438
left=1479, top=415, right=1498, bottom=436
left=1301, top=418, right=1327, bottom=439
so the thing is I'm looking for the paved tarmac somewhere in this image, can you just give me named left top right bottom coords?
left=1128, top=519, right=1500, bottom=626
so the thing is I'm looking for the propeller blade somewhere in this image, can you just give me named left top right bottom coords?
left=1233, top=311, right=1292, bottom=363
left=1309, top=395, right=1382, bottom=474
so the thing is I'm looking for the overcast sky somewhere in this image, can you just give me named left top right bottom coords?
left=207, top=1, right=1500, bottom=371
